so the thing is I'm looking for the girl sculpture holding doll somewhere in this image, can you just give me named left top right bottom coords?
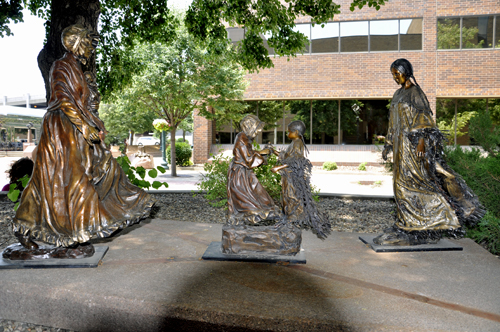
left=374, top=59, right=485, bottom=246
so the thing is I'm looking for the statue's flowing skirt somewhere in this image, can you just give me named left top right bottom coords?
left=227, top=162, right=280, bottom=225
left=13, top=110, right=153, bottom=246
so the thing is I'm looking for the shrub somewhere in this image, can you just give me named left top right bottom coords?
left=197, top=144, right=319, bottom=207
left=197, top=150, right=232, bottom=207
left=358, top=162, right=367, bottom=171
left=444, top=146, right=500, bottom=218
left=167, top=142, right=193, bottom=166
left=322, top=161, right=338, bottom=171
left=466, top=212, right=500, bottom=255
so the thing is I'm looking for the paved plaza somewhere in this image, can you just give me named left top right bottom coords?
left=1, top=156, right=499, bottom=331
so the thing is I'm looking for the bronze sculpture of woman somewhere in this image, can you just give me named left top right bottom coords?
left=375, top=59, right=485, bottom=245
left=6, top=24, right=153, bottom=257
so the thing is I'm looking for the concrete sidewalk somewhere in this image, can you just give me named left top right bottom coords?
left=1, top=219, right=499, bottom=331
left=0, top=156, right=394, bottom=198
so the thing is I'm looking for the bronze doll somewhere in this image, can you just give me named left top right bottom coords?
left=375, top=59, right=485, bottom=245
left=227, top=115, right=281, bottom=225
left=271, top=121, right=331, bottom=239
left=7, top=24, right=153, bottom=257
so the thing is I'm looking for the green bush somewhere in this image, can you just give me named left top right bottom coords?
left=197, top=144, right=319, bottom=207
left=444, top=146, right=500, bottom=218
left=197, top=150, right=232, bottom=207
left=358, top=162, right=367, bottom=171
left=167, top=142, right=193, bottom=166
left=322, top=161, right=338, bottom=171
left=466, top=212, right=500, bottom=255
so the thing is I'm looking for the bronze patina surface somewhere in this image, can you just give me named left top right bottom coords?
left=374, top=59, right=485, bottom=246
left=272, top=120, right=331, bottom=240
left=3, top=24, right=153, bottom=260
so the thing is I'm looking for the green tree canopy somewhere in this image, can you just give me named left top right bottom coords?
left=1, top=0, right=386, bottom=98
left=108, top=20, right=247, bottom=176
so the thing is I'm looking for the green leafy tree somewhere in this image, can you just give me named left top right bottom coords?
left=109, top=19, right=247, bottom=177
left=2, top=0, right=387, bottom=100
left=99, top=103, right=156, bottom=147
left=288, top=100, right=363, bottom=143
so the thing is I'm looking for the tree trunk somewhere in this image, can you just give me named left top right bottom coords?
left=38, top=0, right=101, bottom=102
left=170, top=127, right=177, bottom=177
left=129, top=130, right=134, bottom=145
left=321, top=132, right=325, bottom=144
left=182, top=130, right=186, bottom=142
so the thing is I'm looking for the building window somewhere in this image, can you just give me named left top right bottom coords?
left=293, top=24, right=311, bottom=54
left=400, top=18, right=423, bottom=51
left=370, top=20, right=399, bottom=52
left=496, top=16, right=500, bottom=48
left=227, top=28, right=244, bottom=47
left=438, top=15, right=498, bottom=50
left=340, top=21, right=369, bottom=52
left=228, top=17, right=425, bottom=56
left=311, top=22, right=339, bottom=53
left=262, top=32, right=275, bottom=55
left=437, top=18, right=461, bottom=49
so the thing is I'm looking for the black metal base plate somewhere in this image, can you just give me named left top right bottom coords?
left=359, top=235, right=463, bottom=253
left=0, top=246, right=109, bottom=269
left=202, top=241, right=306, bottom=264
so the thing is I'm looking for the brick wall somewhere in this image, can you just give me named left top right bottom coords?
left=193, top=107, right=214, bottom=164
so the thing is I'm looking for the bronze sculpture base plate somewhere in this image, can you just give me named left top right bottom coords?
left=222, top=224, right=302, bottom=256
left=0, top=245, right=108, bottom=269
left=359, top=235, right=463, bottom=253
left=202, top=242, right=306, bottom=264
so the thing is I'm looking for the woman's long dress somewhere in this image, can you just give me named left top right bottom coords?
left=227, top=132, right=281, bottom=225
left=387, top=85, right=484, bottom=232
left=279, top=139, right=330, bottom=239
left=13, top=52, right=153, bottom=247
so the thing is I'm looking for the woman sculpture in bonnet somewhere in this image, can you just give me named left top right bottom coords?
left=374, top=58, right=485, bottom=246
left=4, top=24, right=153, bottom=259
left=226, top=114, right=282, bottom=225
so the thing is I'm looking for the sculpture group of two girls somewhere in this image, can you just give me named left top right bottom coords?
left=5, top=22, right=484, bottom=256
left=227, top=114, right=331, bottom=240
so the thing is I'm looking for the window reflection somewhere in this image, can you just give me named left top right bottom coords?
left=340, top=21, right=369, bottom=52
left=227, top=28, right=244, bottom=46
left=496, top=16, right=500, bottom=48
left=293, top=24, right=311, bottom=54
left=370, top=20, right=398, bottom=51
left=400, top=18, right=422, bottom=51
left=462, top=16, right=493, bottom=48
left=437, top=18, right=461, bottom=49
left=262, top=32, right=275, bottom=55
left=311, top=22, right=339, bottom=53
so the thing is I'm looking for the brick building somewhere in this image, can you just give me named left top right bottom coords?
left=193, top=0, right=500, bottom=165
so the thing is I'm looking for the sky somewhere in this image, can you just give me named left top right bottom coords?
left=0, top=1, right=193, bottom=99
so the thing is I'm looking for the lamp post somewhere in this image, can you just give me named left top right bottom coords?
left=154, top=119, right=170, bottom=169
left=26, top=122, right=34, bottom=144
left=160, top=130, right=169, bottom=169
